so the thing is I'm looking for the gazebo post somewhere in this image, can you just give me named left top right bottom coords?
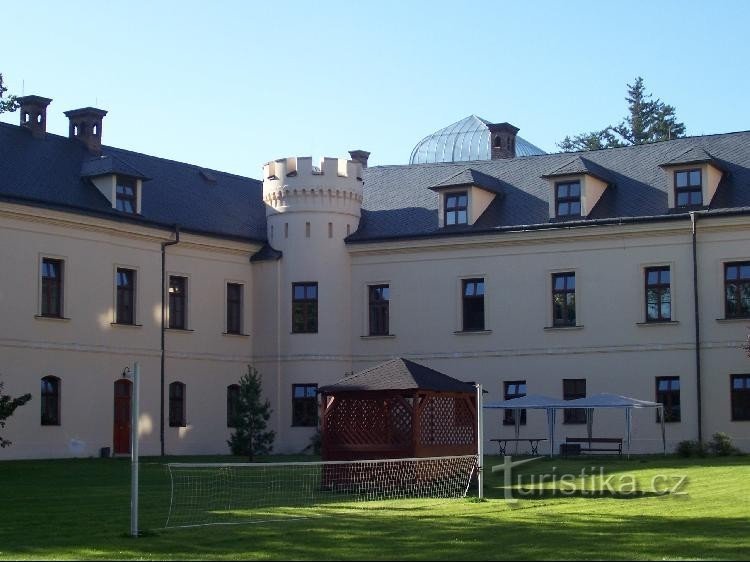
left=476, top=384, right=484, bottom=500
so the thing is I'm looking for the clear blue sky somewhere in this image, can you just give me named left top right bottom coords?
left=2, top=0, right=749, bottom=177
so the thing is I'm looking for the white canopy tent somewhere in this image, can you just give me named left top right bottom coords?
left=483, top=393, right=666, bottom=457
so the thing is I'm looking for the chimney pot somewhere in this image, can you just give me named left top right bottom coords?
left=64, top=106, right=108, bottom=154
left=487, top=122, right=520, bottom=160
left=18, top=95, right=52, bottom=139
left=349, top=150, right=370, bottom=169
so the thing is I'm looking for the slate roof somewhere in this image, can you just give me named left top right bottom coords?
left=353, top=131, right=750, bottom=242
left=429, top=168, right=507, bottom=195
left=0, top=123, right=267, bottom=242
left=319, top=358, right=476, bottom=394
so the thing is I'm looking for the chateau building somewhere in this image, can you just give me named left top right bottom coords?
left=1, top=95, right=749, bottom=459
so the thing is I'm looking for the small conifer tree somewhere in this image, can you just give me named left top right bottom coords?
left=227, top=365, right=275, bottom=460
left=0, top=380, right=31, bottom=448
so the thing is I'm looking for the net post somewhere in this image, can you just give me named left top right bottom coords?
left=476, top=383, right=484, bottom=500
left=131, top=362, right=140, bottom=537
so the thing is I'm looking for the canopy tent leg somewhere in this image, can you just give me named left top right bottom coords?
left=625, top=408, right=632, bottom=460
left=546, top=408, right=556, bottom=458
left=586, top=408, right=594, bottom=446
left=660, top=405, right=666, bottom=455
left=514, top=408, right=521, bottom=455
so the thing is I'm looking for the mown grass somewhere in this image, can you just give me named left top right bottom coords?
left=0, top=454, right=748, bottom=560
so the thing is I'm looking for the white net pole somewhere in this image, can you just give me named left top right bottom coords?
left=165, top=454, right=477, bottom=529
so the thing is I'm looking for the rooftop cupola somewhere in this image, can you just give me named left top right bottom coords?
left=64, top=106, right=108, bottom=154
left=18, top=95, right=52, bottom=139
left=487, top=122, right=520, bottom=159
left=348, top=150, right=370, bottom=170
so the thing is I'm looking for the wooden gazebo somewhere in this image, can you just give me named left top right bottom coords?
left=319, top=358, right=478, bottom=461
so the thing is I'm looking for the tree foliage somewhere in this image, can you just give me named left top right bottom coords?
left=227, top=365, right=275, bottom=460
left=0, top=74, right=19, bottom=114
left=558, top=77, right=686, bottom=152
left=0, top=380, right=32, bottom=448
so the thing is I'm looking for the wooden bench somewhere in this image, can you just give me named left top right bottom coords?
left=564, top=437, right=623, bottom=456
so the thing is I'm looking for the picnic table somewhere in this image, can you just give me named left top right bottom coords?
left=490, top=437, right=547, bottom=456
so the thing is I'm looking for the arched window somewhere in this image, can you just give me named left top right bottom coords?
left=41, top=376, right=61, bottom=426
left=169, top=382, right=186, bottom=427
left=227, top=384, right=240, bottom=428
left=493, top=135, right=502, bottom=148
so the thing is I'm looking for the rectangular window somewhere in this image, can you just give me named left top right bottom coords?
left=552, top=272, right=576, bottom=327
left=462, top=278, right=485, bottom=331
left=168, top=276, right=187, bottom=330
left=41, top=258, right=63, bottom=318
left=445, top=192, right=468, bottom=226
left=724, top=262, right=750, bottom=319
left=116, top=268, right=136, bottom=325
left=656, top=376, right=681, bottom=422
left=503, top=380, right=527, bottom=425
left=563, top=378, right=586, bottom=424
left=41, top=376, right=61, bottom=426
left=555, top=181, right=581, bottom=217
left=116, top=176, right=137, bottom=214
left=368, top=284, right=390, bottom=336
left=226, top=283, right=243, bottom=334
left=674, top=169, right=702, bottom=207
left=646, top=266, right=671, bottom=322
left=227, top=384, right=240, bottom=428
left=292, top=282, right=318, bottom=333
left=292, top=384, right=318, bottom=427
left=169, top=382, right=186, bottom=427
left=731, top=375, right=750, bottom=421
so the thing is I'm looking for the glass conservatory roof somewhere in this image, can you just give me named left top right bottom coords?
left=409, top=115, right=546, bottom=165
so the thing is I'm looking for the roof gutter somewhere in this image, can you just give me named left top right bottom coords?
left=160, top=225, right=180, bottom=456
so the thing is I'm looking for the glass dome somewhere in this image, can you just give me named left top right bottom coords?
left=409, top=115, right=546, bottom=164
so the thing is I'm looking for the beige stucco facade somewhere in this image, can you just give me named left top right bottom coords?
left=1, top=156, right=749, bottom=459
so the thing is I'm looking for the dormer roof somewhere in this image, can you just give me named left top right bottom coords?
left=80, top=154, right=150, bottom=180
left=659, top=146, right=716, bottom=168
left=541, top=156, right=612, bottom=184
left=429, top=168, right=506, bottom=195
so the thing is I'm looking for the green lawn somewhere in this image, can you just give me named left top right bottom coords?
left=0, top=454, right=748, bottom=560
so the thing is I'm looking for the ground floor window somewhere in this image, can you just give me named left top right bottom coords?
left=41, top=376, right=61, bottom=426
left=656, top=376, right=681, bottom=422
left=169, top=382, right=186, bottom=427
left=503, top=380, right=526, bottom=425
left=731, top=375, right=750, bottom=421
left=563, top=378, right=586, bottom=424
left=292, top=384, right=318, bottom=427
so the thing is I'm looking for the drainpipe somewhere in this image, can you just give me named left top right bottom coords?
left=690, top=212, right=703, bottom=444
left=161, top=225, right=180, bottom=456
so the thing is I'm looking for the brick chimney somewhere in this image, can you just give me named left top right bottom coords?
left=64, top=107, right=108, bottom=154
left=487, top=122, right=519, bottom=159
left=349, top=150, right=370, bottom=169
left=18, top=95, right=52, bottom=139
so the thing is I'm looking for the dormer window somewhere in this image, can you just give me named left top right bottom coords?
left=116, top=176, right=137, bottom=213
left=674, top=169, right=702, bottom=207
left=555, top=181, right=581, bottom=217
left=445, top=192, right=468, bottom=226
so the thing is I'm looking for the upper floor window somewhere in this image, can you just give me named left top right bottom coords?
left=116, top=268, right=136, bottom=325
left=503, top=380, right=527, bottom=425
left=292, top=384, right=318, bottom=427
left=169, top=381, right=186, bottom=427
left=646, top=266, right=671, bottom=322
left=552, top=272, right=576, bottom=327
left=226, top=283, right=243, bottom=335
left=725, top=262, right=750, bottom=318
left=555, top=181, right=581, bottom=217
left=563, top=378, right=586, bottom=424
left=445, top=192, right=468, bottom=226
left=731, top=375, right=750, bottom=421
left=116, top=176, right=137, bottom=214
left=656, top=376, right=681, bottom=423
left=41, top=258, right=63, bottom=318
left=227, top=384, right=240, bottom=428
left=462, top=278, right=485, bottom=331
left=292, top=282, right=318, bottom=333
left=168, top=276, right=187, bottom=330
left=41, top=375, right=61, bottom=426
left=674, top=169, right=702, bottom=207
left=368, top=284, right=390, bottom=336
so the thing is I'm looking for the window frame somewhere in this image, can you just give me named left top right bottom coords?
left=503, top=380, right=527, bottom=426
left=552, top=272, right=577, bottom=327
left=368, top=284, right=390, bottom=336
left=115, top=267, right=137, bottom=325
left=655, top=376, right=681, bottom=423
left=645, top=266, right=672, bottom=322
left=168, top=275, right=188, bottom=330
left=115, top=175, right=138, bottom=214
left=563, top=378, right=586, bottom=424
left=291, top=383, right=318, bottom=427
left=169, top=381, right=186, bottom=427
left=40, top=257, right=64, bottom=318
left=226, top=282, right=244, bottom=335
left=444, top=191, right=468, bottom=226
left=724, top=261, right=750, bottom=319
left=555, top=180, right=582, bottom=218
left=292, top=282, right=318, bottom=334
left=461, top=278, right=486, bottom=332
left=41, top=375, right=61, bottom=426
left=674, top=168, right=703, bottom=208
left=731, top=374, right=750, bottom=422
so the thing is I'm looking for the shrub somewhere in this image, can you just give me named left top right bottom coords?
left=708, top=432, right=739, bottom=456
left=676, top=440, right=707, bottom=458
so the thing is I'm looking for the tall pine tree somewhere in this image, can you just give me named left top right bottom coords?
left=0, top=73, right=19, bottom=114
left=227, top=365, right=275, bottom=460
left=558, top=77, right=686, bottom=152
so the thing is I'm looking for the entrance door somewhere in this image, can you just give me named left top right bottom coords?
left=113, top=379, right=132, bottom=455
